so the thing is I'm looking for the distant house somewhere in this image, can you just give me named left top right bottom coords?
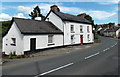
left=104, top=27, right=120, bottom=38
left=2, top=5, right=94, bottom=55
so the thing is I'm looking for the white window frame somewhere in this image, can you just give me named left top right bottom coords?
left=80, top=25, right=83, bottom=33
left=11, top=38, right=16, bottom=46
left=87, top=26, right=90, bottom=33
left=87, top=34, right=90, bottom=41
left=71, top=25, right=74, bottom=33
left=48, top=35, right=54, bottom=45
left=71, top=35, right=74, bottom=44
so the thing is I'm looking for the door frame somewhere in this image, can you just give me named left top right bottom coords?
left=80, top=35, right=83, bottom=45
left=30, top=38, right=36, bottom=52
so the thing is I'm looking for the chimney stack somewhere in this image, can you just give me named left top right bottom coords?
left=50, top=5, right=60, bottom=12
left=77, top=13, right=86, bottom=18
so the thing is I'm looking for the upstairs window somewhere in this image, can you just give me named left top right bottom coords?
left=48, top=35, right=53, bottom=44
left=87, top=26, right=90, bottom=33
left=11, top=38, right=16, bottom=46
left=71, top=25, right=74, bottom=33
left=80, top=25, right=83, bottom=33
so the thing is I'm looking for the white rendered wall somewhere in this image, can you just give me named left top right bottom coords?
left=64, top=21, right=94, bottom=45
left=2, top=22, right=24, bottom=55
left=23, top=34, right=63, bottom=51
left=46, top=11, right=64, bottom=31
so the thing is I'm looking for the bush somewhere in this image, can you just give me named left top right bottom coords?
left=94, top=34, right=99, bottom=40
left=9, top=52, right=13, bottom=59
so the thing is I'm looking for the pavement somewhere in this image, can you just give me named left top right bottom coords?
left=2, top=36, right=119, bottom=76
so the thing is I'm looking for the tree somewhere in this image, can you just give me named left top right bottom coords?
left=29, top=6, right=45, bottom=20
left=77, top=13, right=94, bottom=28
left=1, top=21, right=11, bottom=37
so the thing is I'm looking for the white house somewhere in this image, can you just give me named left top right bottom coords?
left=2, top=18, right=63, bottom=55
left=45, top=5, right=94, bottom=45
left=104, top=27, right=120, bottom=38
left=2, top=5, right=94, bottom=55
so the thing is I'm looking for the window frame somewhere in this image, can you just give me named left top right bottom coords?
left=11, top=38, right=16, bottom=46
left=48, top=35, right=54, bottom=46
left=87, top=26, right=90, bottom=33
left=71, top=25, right=74, bottom=33
left=80, top=25, right=83, bottom=33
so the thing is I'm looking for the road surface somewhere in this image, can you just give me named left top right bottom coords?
left=2, top=37, right=119, bottom=77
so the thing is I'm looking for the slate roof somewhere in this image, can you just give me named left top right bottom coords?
left=13, top=17, right=63, bottom=34
left=46, top=10, right=92, bottom=24
left=104, top=27, right=120, bottom=32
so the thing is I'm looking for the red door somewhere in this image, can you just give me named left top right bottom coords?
left=80, top=35, right=83, bottom=45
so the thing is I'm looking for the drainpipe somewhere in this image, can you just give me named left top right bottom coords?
left=63, top=21, right=65, bottom=46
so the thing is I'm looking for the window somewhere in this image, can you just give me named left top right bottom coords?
left=71, top=35, right=74, bottom=44
left=87, top=26, right=90, bottom=33
left=11, top=38, right=16, bottom=46
left=48, top=35, right=53, bottom=44
left=71, top=25, right=74, bottom=33
left=80, top=25, right=83, bottom=33
left=87, top=34, right=90, bottom=41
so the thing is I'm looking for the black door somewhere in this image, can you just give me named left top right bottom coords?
left=30, top=38, right=36, bottom=52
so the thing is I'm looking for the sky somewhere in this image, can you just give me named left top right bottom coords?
left=0, top=2, right=119, bottom=24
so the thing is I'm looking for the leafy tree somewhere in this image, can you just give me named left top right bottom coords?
left=1, top=21, right=11, bottom=37
left=29, top=6, right=45, bottom=20
left=77, top=13, right=95, bottom=29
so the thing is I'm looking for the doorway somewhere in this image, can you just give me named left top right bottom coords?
left=30, top=38, right=36, bottom=52
left=80, top=35, right=83, bottom=45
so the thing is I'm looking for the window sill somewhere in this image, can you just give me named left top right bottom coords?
left=11, top=44, right=16, bottom=46
left=48, top=43, right=55, bottom=46
left=71, top=31, right=75, bottom=33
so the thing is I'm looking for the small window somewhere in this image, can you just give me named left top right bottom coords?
left=11, top=38, right=16, bottom=46
left=87, top=34, right=90, bottom=41
left=48, top=35, right=53, bottom=44
left=71, top=25, right=74, bottom=33
left=80, top=25, right=83, bottom=33
left=87, top=26, right=90, bottom=33
left=71, top=35, right=74, bottom=44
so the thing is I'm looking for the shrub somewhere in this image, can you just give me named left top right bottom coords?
left=9, top=52, right=13, bottom=59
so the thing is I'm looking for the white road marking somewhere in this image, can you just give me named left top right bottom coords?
left=35, top=42, right=118, bottom=76
left=35, top=63, right=74, bottom=77
left=84, top=52, right=100, bottom=60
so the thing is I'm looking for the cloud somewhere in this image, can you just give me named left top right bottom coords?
left=1, top=3, right=117, bottom=21
left=0, top=13, right=12, bottom=21
left=13, top=13, right=26, bottom=18
left=98, top=0, right=119, bottom=5
left=87, top=10, right=116, bottom=20
left=0, top=13, right=26, bottom=21
left=17, top=6, right=32, bottom=14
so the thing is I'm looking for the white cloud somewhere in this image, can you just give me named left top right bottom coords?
left=0, top=13, right=12, bottom=21
left=1, top=3, right=117, bottom=21
left=17, top=6, right=32, bottom=14
left=87, top=10, right=116, bottom=20
left=98, top=0, right=119, bottom=5
left=0, top=13, right=26, bottom=21
left=13, top=13, right=26, bottom=18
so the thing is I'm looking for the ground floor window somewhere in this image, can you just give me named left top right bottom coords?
left=71, top=35, right=74, bottom=44
left=11, top=38, right=16, bottom=46
left=48, top=35, right=54, bottom=44
left=87, top=34, right=90, bottom=41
